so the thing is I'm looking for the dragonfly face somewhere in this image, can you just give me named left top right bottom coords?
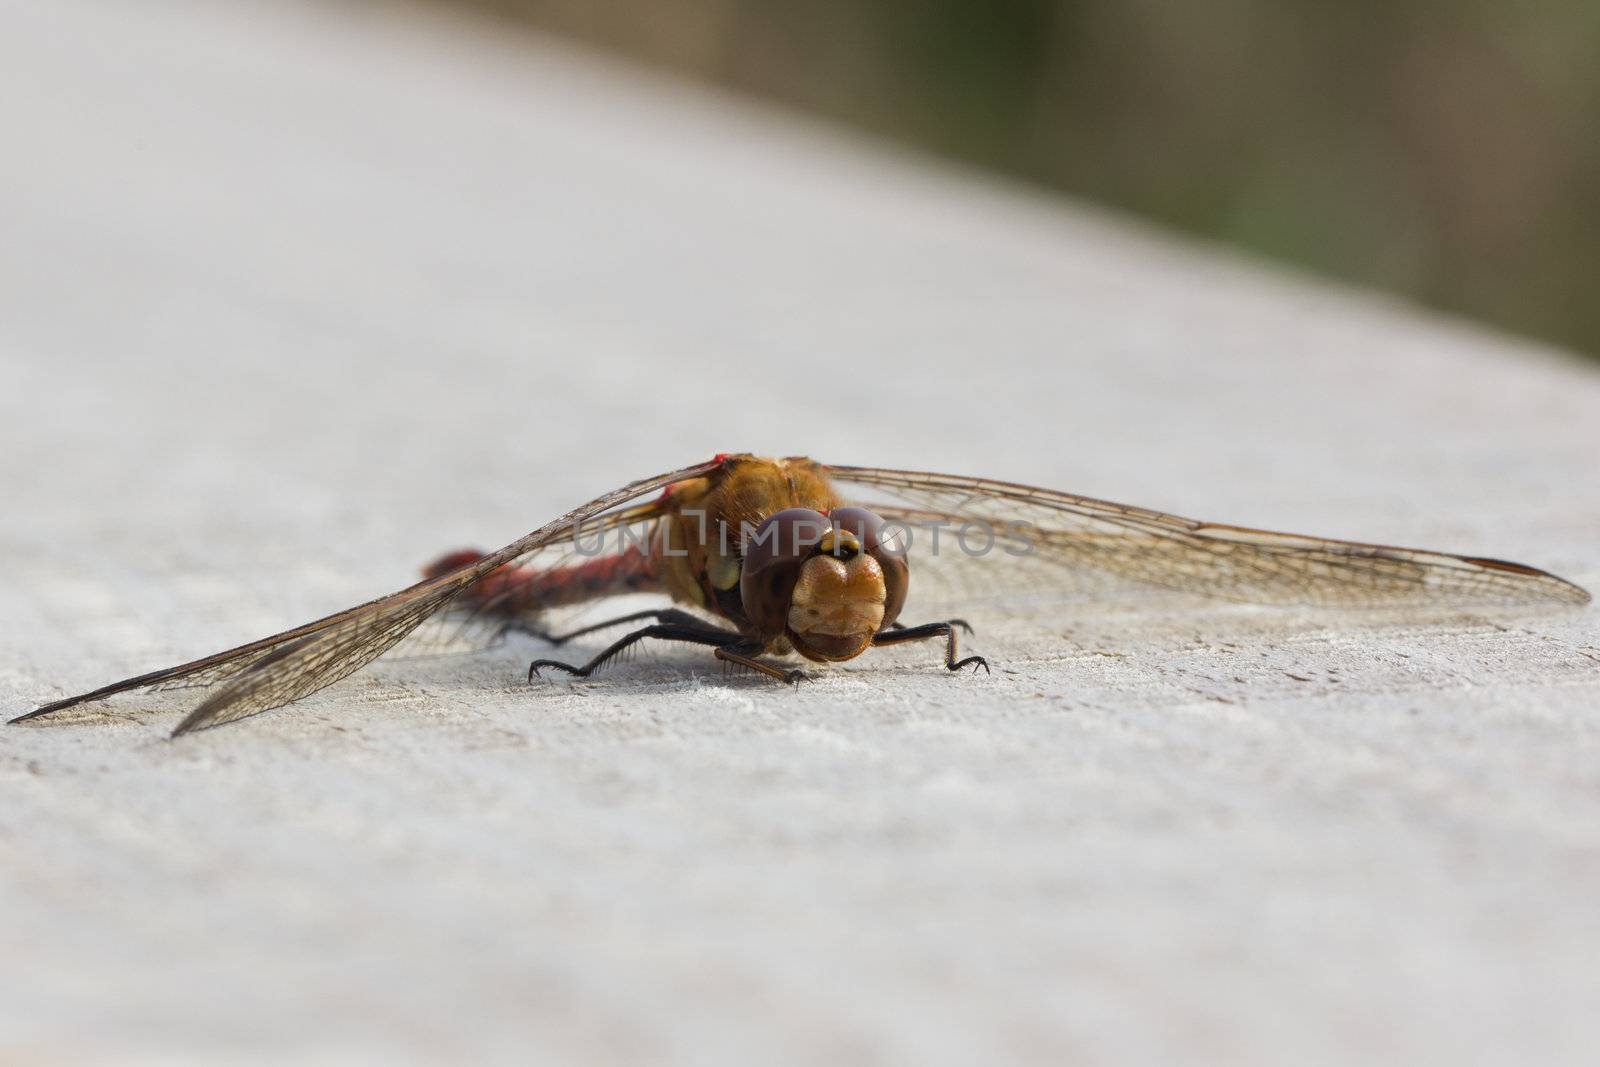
left=739, top=506, right=909, bottom=661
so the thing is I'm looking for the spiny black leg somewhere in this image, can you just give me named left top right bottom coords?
left=529, top=623, right=738, bottom=681
left=499, top=608, right=721, bottom=648
left=534, top=608, right=716, bottom=647
left=714, top=645, right=808, bottom=684
left=888, top=618, right=974, bottom=635
left=872, top=620, right=989, bottom=674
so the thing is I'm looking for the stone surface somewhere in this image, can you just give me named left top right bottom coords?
left=2, top=1, right=1597, bottom=1063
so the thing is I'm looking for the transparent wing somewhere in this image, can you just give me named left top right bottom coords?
left=824, top=465, right=1590, bottom=610
left=15, top=459, right=720, bottom=733
left=173, top=580, right=464, bottom=733
left=392, top=500, right=675, bottom=659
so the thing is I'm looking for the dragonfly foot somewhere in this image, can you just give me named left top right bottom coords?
left=950, top=655, right=990, bottom=674
left=528, top=658, right=583, bottom=682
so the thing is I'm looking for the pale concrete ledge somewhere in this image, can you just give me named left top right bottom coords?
left=3, top=1, right=1598, bottom=1064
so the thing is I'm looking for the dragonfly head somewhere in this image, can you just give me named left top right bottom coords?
left=741, top=507, right=908, bottom=661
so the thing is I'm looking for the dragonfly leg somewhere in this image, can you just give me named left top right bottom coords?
left=872, top=620, right=990, bottom=674
left=714, top=646, right=808, bottom=684
left=886, top=618, right=973, bottom=635
left=528, top=623, right=738, bottom=681
left=500, top=608, right=713, bottom=648
left=532, top=608, right=712, bottom=647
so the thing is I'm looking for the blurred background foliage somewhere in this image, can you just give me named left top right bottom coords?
left=445, top=0, right=1600, bottom=360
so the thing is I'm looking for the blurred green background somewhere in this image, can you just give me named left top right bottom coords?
left=449, top=0, right=1600, bottom=361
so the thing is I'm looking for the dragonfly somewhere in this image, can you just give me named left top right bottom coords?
left=11, top=453, right=1589, bottom=736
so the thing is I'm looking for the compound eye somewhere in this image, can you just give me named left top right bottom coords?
left=830, top=507, right=909, bottom=627
left=827, top=507, right=905, bottom=557
left=746, top=508, right=830, bottom=563
left=740, top=508, right=830, bottom=635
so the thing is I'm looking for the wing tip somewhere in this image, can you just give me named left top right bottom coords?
left=9, top=694, right=95, bottom=725
left=13, top=693, right=226, bottom=737
left=1550, top=579, right=1591, bottom=606
left=1461, top=557, right=1591, bottom=605
left=1557, top=582, right=1591, bottom=606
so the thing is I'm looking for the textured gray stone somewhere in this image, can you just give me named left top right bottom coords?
left=2, top=1, right=1597, bottom=1064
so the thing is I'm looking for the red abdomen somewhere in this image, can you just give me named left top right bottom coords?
left=422, top=546, right=661, bottom=615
